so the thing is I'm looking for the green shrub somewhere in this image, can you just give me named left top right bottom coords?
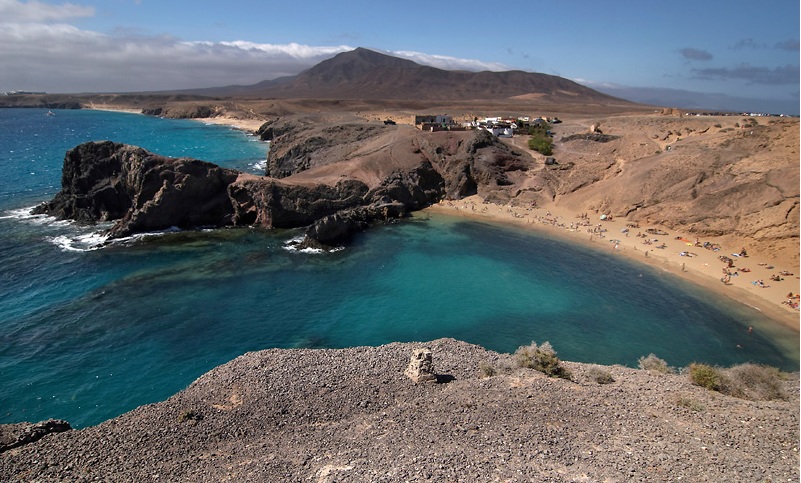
left=638, top=354, right=673, bottom=374
left=528, top=135, right=553, bottom=155
left=588, top=366, right=615, bottom=384
left=720, top=363, right=788, bottom=401
left=688, top=363, right=723, bottom=390
left=514, top=341, right=572, bottom=380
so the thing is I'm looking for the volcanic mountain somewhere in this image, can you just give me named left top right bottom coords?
left=200, top=47, right=630, bottom=104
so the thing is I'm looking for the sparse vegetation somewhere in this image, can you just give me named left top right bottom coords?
left=638, top=354, right=673, bottom=374
left=687, top=362, right=788, bottom=401
left=178, top=409, right=203, bottom=424
left=588, top=366, right=615, bottom=384
left=478, top=361, right=497, bottom=378
left=514, top=341, right=572, bottom=380
left=688, top=363, right=723, bottom=390
left=675, top=396, right=705, bottom=412
left=720, top=363, right=788, bottom=401
left=527, top=122, right=553, bottom=155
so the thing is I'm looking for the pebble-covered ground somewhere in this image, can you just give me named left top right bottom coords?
left=1, top=339, right=798, bottom=482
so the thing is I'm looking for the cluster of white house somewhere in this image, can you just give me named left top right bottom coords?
left=413, top=114, right=559, bottom=138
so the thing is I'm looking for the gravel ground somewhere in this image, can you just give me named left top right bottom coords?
left=1, top=339, right=798, bottom=482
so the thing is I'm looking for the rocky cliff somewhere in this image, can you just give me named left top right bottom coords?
left=0, top=339, right=797, bottom=481
left=34, top=121, right=531, bottom=245
left=33, top=142, right=241, bottom=238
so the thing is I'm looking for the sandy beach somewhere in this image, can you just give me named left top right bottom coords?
left=424, top=195, right=800, bottom=333
left=193, top=115, right=266, bottom=132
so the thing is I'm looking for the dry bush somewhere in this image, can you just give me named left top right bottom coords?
left=720, top=363, right=788, bottom=401
left=687, top=362, right=788, bottom=401
left=514, top=341, right=572, bottom=380
left=478, top=361, right=497, bottom=378
left=675, top=396, right=705, bottom=412
left=638, top=354, right=673, bottom=374
left=588, top=366, right=615, bottom=384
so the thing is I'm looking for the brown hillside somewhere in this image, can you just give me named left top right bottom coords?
left=203, top=48, right=631, bottom=104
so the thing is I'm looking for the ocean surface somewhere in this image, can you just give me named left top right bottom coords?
left=0, top=109, right=797, bottom=428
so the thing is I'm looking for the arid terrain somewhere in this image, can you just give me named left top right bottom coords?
left=1, top=339, right=798, bottom=482
left=1, top=47, right=797, bottom=481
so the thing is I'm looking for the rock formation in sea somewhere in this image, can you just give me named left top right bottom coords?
left=34, top=121, right=530, bottom=245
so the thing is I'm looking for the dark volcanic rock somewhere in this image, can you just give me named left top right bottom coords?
left=141, top=104, right=215, bottom=119
left=33, top=141, right=139, bottom=223
left=33, top=123, right=533, bottom=246
left=368, top=161, right=444, bottom=210
left=303, top=202, right=406, bottom=246
left=410, top=129, right=531, bottom=201
left=265, top=123, right=385, bottom=178
left=34, top=140, right=448, bottom=245
left=228, top=178, right=370, bottom=228
left=33, top=141, right=240, bottom=238
left=0, top=419, right=71, bottom=453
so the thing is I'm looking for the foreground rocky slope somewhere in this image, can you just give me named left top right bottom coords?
left=1, top=339, right=797, bottom=481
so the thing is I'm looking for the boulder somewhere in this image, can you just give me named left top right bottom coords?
left=404, top=348, right=437, bottom=383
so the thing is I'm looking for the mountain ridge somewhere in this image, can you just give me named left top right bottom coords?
left=190, top=47, right=632, bottom=104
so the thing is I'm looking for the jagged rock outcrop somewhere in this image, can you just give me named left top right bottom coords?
left=261, top=118, right=529, bottom=202
left=228, top=178, right=370, bottom=228
left=411, top=129, right=531, bottom=203
left=33, top=141, right=240, bottom=238
left=141, top=104, right=216, bottom=119
left=34, top=140, right=449, bottom=245
left=0, top=419, right=71, bottom=453
left=263, top=122, right=387, bottom=178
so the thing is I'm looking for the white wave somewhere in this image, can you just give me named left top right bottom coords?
left=282, top=235, right=343, bottom=254
left=111, top=226, right=182, bottom=245
left=48, top=231, right=110, bottom=252
left=250, top=159, right=267, bottom=171
left=0, top=206, right=52, bottom=222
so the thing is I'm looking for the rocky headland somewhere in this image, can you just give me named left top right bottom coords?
left=1, top=339, right=797, bottom=481
left=33, top=118, right=535, bottom=246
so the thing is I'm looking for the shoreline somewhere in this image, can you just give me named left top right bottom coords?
left=83, top=105, right=267, bottom=133
left=84, top=107, right=799, bottom=332
left=423, top=195, right=800, bottom=334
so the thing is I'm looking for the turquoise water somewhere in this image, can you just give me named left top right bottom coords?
left=0, top=109, right=797, bottom=428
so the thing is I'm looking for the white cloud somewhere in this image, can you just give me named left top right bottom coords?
left=0, top=0, right=94, bottom=22
left=390, top=50, right=509, bottom=72
left=0, top=19, right=355, bottom=92
left=0, top=3, right=510, bottom=93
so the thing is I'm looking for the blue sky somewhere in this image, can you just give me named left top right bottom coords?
left=1, top=0, right=798, bottom=113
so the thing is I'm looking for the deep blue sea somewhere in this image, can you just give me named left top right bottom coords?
left=1, top=109, right=798, bottom=428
